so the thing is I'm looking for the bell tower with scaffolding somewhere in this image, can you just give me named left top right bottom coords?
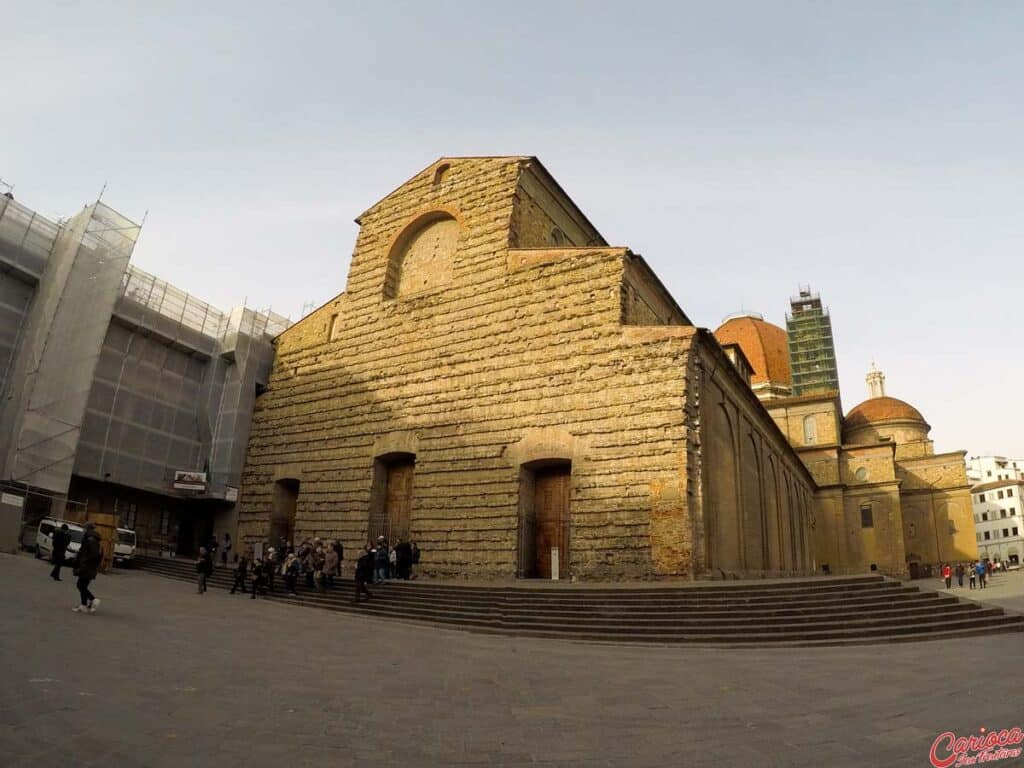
left=786, top=285, right=840, bottom=397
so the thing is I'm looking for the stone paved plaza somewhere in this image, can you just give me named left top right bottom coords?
left=2, top=553, right=1023, bottom=768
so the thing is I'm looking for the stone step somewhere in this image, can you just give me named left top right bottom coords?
left=262, top=592, right=998, bottom=631
left=260, top=591, right=1024, bottom=643
left=135, top=557, right=1024, bottom=646
left=139, top=560, right=915, bottom=606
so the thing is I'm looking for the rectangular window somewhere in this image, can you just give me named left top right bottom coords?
left=158, top=509, right=170, bottom=535
left=982, top=512, right=989, bottom=521
left=979, top=494, right=986, bottom=502
left=1001, top=510, right=1008, bottom=518
left=1014, top=528, right=1019, bottom=536
left=327, top=313, right=339, bottom=340
left=974, top=514, right=980, bottom=524
left=860, top=504, right=873, bottom=528
left=120, top=502, right=138, bottom=530
left=1003, top=529, right=1009, bottom=537
left=998, top=490, right=1005, bottom=499
left=976, top=533, right=982, bottom=542
left=1012, top=508, right=1017, bottom=516
left=984, top=531, right=991, bottom=540
left=1008, top=489, right=1014, bottom=498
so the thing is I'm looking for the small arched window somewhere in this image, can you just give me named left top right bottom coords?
left=550, top=227, right=566, bottom=246
left=432, top=163, right=451, bottom=188
left=802, top=415, right=817, bottom=445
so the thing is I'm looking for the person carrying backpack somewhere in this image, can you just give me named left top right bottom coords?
left=73, top=523, right=103, bottom=614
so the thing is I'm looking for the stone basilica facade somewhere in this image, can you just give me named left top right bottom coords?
left=236, top=157, right=818, bottom=580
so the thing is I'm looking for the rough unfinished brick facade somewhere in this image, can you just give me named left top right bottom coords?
left=237, top=157, right=816, bottom=579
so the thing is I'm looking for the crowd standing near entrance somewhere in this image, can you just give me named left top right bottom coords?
left=39, top=524, right=422, bottom=612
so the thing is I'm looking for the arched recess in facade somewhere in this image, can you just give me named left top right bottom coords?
left=706, top=401, right=741, bottom=574
left=785, top=474, right=797, bottom=569
left=382, top=208, right=462, bottom=299
left=740, top=431, right=765, bottom=571
left=763, top=455, right=782, bottom=571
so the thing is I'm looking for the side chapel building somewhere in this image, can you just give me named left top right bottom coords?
left=716, top=318, right=978, bottom=577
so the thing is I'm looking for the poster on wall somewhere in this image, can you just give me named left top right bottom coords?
left=225, top=486, right=238, bottom=502
left=0, top=492, right=24, bottom=508
left=173, top=471, right=207, bottom=491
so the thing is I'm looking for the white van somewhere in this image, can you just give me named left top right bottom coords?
left=114, top=527, right=137, bottom=566
left=35, top=518, right=85, bottom=565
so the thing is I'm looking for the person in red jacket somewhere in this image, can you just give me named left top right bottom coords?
left=942, top=563, right=952, bottom=589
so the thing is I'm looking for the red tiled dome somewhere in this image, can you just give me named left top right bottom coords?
left=714, top=315, right=791, bottom=387
left=844, top=397, right=927, bottom=430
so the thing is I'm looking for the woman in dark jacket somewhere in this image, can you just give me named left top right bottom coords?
left=74, top=523, right=103, bottom=613
left=354, top=545, right=374, bottom=603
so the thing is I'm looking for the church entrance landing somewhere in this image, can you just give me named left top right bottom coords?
left=518, top=461, right=571, bottom=579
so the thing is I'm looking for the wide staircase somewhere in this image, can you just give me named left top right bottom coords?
left=135, top=556, right=1024, bottom=647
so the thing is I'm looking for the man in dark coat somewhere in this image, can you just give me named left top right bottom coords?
left=373, top=536, right=389, bottom=584
left=73, top=522, right=103, bottom=613
left=50, top=524, right=71, bottom=581
left=354, top=544, right=374, bottom=603
left=394, top=538, right=413, bottom=581
left=230, top=554, right=248, bottom=594
left=196, top=547, right=214, bottom=593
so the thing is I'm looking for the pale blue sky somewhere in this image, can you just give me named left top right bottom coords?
left=3, top=1, right=1022, bottom=457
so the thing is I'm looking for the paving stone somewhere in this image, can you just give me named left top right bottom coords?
left=2, top=553, right=1023, bottom=767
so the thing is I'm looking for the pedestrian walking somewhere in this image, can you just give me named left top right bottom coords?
left=196, top=547, right=213, bottom=593
left=283, top=553, right=299, bottom=595
left=942, top=563, right=952, bottom=589
left=50, top=523, right=71, bottom=581
left=303, top=542, right=317, bottom=588
left=324, top=545, right=339, bottom=589
left=313, top=543, right=327, bottom=593
left=394, top=538, right=413, bottom=581
left=976, top=560, right=987, bottom=589
left=331, top=539, right=344, bottom=583
left=230, top=554, right=248, bottom=594
left=354, top=544, right=374, bottom=603
left=969, top=567, right=977, bottom=589
left=265, top=547, right=277, bottom=593
left=374, top=536, right=389, bottom=584
left=73, top=522, right=102, bottom=614
left=222, top=532, right=232, bottom=566
left=955, top=563, right=965, bottom=588
left=263, top=556, right=277, bottom=594
left=251, top=558, right=266, bottom=599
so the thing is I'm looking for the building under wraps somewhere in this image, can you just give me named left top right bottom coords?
left=0, top=192, right=288, bottom=556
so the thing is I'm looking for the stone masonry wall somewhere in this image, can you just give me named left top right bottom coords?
left=238, top=158, right=696, bottom=579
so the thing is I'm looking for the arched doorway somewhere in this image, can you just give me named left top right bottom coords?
left=368, top=452, right=415, bottom=544
left=270, top=478, right=299, bottom=546
left=518, top=460, right=571, bottom=578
